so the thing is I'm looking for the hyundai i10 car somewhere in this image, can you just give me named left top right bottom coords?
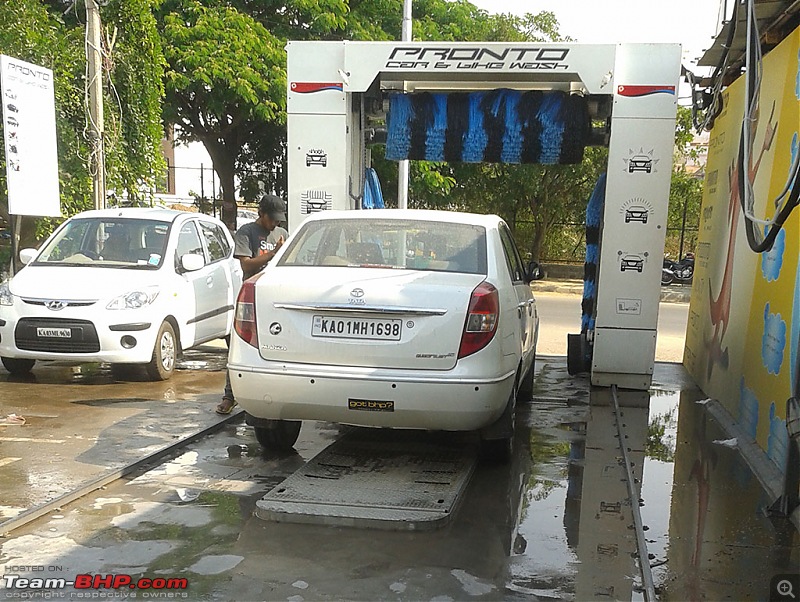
left=0, top=208, right=242, bottom=380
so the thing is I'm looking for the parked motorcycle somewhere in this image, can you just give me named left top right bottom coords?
left=662, top=253, right=694, bottom=285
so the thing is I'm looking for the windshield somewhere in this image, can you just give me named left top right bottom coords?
left=279, top=218, right=487, bottom=274
left=34, top=218, right=171, bottom=269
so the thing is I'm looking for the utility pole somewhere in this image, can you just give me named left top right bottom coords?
left=86, top=0, right=106, bottom=210
left=397, top=0, right=412, bottom=209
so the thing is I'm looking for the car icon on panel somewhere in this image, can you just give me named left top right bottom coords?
left=628, top=155, right=653, bottom=173
left=620, top=255, right=645, bottom=273
left=306, top=150, right=328, bottom=167
left=6, top=104, right=19, bottom=114
left=625, top=206, right=649, bottom=223
left=7, top=116, right=18, bottom=127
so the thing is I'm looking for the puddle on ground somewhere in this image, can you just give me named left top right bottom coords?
left=0, top=360, right=797, bottom=601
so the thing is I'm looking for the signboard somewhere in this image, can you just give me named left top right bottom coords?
left=684, top=28, right=800, bottom=470
left=1, top=54, right=61, bottom=217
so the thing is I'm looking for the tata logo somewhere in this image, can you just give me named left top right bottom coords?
left=269, top=322, right=282, bottom=335
left=350, top=288, right=364, bottom=298
left=44, top=300, right=67, bottom=311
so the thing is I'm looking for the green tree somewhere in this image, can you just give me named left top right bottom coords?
left=159, top=0, right=287, bottom=228
left=0, top=0, right=165, bottom=250
left=666, top=106, right=704, bottom=259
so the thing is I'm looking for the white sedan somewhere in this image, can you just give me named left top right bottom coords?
left=0, top=208, right=242, bottom=380
left=228, top=210, right=538, bottom=459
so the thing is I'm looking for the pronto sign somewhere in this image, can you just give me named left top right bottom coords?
left=1, top=55, right=61, bottom=217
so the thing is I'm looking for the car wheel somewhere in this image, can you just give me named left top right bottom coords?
left=517, top=354, right=536, bottom=402
left=145, top=321, right=177, bottom=381
left=1, top=357, right=35, bottom=375
left=254, top=420, right=302, bottom=451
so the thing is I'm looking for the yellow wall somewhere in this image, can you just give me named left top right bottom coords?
left=684, top=27, right=800, bottom=472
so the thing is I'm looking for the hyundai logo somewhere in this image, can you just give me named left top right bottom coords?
left=44, top=300, right=67, bottom=311
left=350, top=288, right=365, bottom=298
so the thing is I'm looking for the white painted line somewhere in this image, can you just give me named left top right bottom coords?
left=0, top=457, right=22, bottom=467
left=0, top=437, right=66, bottom=444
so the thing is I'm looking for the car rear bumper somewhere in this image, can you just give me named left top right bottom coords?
left=228, top=361, right=515, bottom=431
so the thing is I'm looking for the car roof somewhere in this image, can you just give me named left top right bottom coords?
left=67, top=207, right=214, bottom=223
left=300, top=209, right=503, bottom=228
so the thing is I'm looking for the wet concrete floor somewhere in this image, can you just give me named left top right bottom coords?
left=0, top=353, right=798, bottom=601
left=0, top=346, right=230, bottom=526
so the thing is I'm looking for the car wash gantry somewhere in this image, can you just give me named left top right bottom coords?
left=286, top=39, right=681, bottom=391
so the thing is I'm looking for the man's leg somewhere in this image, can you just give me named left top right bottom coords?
left=215, top=370, right=237, bottom=414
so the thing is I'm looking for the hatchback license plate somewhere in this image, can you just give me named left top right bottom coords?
left=311, top=316, right=402, bottom=341
left=36, top=327, right=71, bottom=338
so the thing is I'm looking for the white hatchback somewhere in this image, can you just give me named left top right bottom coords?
left=0, top=208, right=242, bottom=380
left=228, top=210, right=539, bottom=459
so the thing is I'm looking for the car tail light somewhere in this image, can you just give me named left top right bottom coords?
left=234, top=274, right=262, bottom=348
left=458, top=281, right=499, bottom=359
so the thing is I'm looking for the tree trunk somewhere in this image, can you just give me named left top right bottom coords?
left=216, top=161, right=237, bottom=232
left=530, top=222, right=547, bottom=263
left=201, top=137, right=239, bottom=231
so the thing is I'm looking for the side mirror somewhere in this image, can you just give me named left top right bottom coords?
left=180, top=253, right=205, bottom=272
left=19, top=248, right=37, bottom=265
left=526, top=260, right=542, bottom=282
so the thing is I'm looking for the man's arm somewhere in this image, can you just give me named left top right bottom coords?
left=237, top=247, right=278, bottom=273
left=235, top=234, right=285, bottom=273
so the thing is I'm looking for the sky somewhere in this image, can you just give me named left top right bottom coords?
left=469, top=0, right=724, bottom=74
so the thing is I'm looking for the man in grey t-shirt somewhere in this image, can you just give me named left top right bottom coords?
left=216, top=194, right=288, bottom=415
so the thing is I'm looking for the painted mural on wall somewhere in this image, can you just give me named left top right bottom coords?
left=684, top=28, right=800, bottom=470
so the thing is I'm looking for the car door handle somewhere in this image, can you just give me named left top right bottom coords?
left=206, top=276, right=214, bottom=286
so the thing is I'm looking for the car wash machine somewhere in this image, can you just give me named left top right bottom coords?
left=285, top=40, right=682, bottom=390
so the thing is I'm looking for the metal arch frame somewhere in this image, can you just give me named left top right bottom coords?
left=286, top=40, right=681, bottom=390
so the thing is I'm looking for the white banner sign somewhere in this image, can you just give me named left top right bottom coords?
left=1, top=54, right=61, bottom=217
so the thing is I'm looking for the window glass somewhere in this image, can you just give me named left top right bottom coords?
left=199, top=221, right=229, bottom=262
left=499, top=225, right=524, bottom=282
left=34, top=218, right=169, bottom=269
left=175, top=221, right=205, bottom=269
left=280, top=219, right=487, bottom=275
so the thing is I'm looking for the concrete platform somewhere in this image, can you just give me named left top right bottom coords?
left=256, top=430, right=478, bottom=530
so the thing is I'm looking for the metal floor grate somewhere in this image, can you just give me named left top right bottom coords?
left=256, top=431, right=478, bottom=530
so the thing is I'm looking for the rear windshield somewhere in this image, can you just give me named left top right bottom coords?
left=279, top=218, right=487, bottom=275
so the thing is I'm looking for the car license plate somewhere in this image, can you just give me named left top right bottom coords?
left=311, top=316, right=402, bottom=341
left=36, top=327, right=71, bottom=338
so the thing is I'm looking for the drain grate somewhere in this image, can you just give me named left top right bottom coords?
left=256, top=432, right=478, bottom=530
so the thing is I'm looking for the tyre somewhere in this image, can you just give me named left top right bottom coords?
left=517, top=354, right=536, bottom=402
left=1, top=357, right=35, bottom=375
left=480, top=384, right=516, bottom=464
left=145, top=321, right=177, bottom=381
left=254, top=420, right=302, bottom=451
left=661, top=270, right=674, bottom=286
left=567, top=333, right=587, bottom=376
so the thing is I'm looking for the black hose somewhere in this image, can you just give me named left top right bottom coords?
left=736, top=0, right=800, bottom=253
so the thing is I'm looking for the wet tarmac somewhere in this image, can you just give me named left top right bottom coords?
left=0, top=345, right=230, bottom=528
left=0, top=355, right=798, bottom=601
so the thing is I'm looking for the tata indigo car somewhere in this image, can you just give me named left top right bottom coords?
left=228, top=210, right=539, bottom=459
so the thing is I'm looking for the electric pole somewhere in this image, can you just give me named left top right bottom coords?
left=397, top=0, right=412, bottom=209
left=86, top=0, right=106, bottom=210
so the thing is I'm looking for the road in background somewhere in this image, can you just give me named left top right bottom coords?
left=534, top=291, right=689, bottom=362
